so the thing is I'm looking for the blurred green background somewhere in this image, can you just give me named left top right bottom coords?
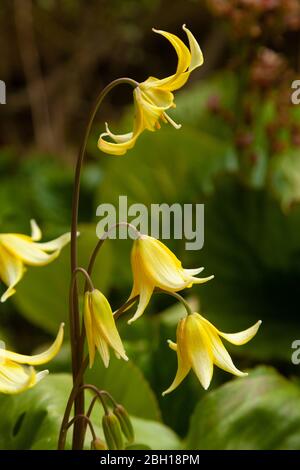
left=1, top=0, right=300, bottom=450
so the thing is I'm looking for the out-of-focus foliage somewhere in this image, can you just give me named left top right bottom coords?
left=0, top=0, right=300, bottom=451
left=187, top=367, right=300, bottom=450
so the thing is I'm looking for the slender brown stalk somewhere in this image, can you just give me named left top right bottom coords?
left=69, top=77, right=138, bottom=449
left=66, top=415, right=97, bottom=442
left=57, top=356, right=89, bottom=450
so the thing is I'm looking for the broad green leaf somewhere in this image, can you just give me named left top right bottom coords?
left=0, top=374, right=72, bottom=450
left=0, top=372, right=179, bottom=450
left=186, top=367, right=300, bottom=450
left=13, top=224, right=112, bottom=335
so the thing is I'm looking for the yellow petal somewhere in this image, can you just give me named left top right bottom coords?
left=219, top=320, right=262, bottom=346
left=98, top=88, right=144, bottom=156
left=138, top=237, right=188, bottom=290
left=127, top=281, right=153, bottom=324
left=91, top=290, right=128, bottom=362
left=0, top=245, right=24, bottom=302
left=0, top=323, right=64, bottom=365
left=94, top=329, right=110, bottom=368
left=84, top=293, right=96, bottom=368
left=182, top=24, right=204, bottom=71
left=0, top=235, right=61, bottom=266
left=185, top=314, right=213, bottom=390
left=201, top=320, right=247, bottom=377
left=183, top=267, right=204, bottom=276
left=30, top=220, right=42, bottom=241
left=35, top=232, right=71, bottom=252
left=150, top=28, right=191, bottom=91
left=0, top=362, right=36, bottom=394
left=163, top=318, right=191, bottom=395
left=104, top=123, right=135, bottom=143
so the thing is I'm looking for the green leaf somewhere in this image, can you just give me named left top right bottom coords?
left=186, top=367, right=300, bottom=450
left=13, top=224, right=112, bottom=335
left=130, top=416, right=181, bottom=450
left=85, top=354, right=161, bottom=421
left=0, top=372, right=180, bottom=450
left=0, top=374, right=72, bottom=450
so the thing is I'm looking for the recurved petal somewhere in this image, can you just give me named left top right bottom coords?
left=98, top=132, right=137, bottom=156
left=152, top=28, right=191, bottom=76
left=0, top=245, right=24, bottom=302
left=201, top=320, right=247, bottom=377
left=0, top=362, right=36, bottom=394
left=0, top=323, right=64, bottom=365
left=98, top=89, right=144, bottom=156
left=0, top=235, right=61, bottom=266
left=219, top=320, right=262, bottom=346
left=91, top=290, right=128, bottom=361
left=183, top=24, right=204, bottom=71
left=185, top=273, right=214, bottom=286
left=30, top=220, right=42, bottom=241
left=185, top=314, right=213, bottom=389
left=35, top=369, right=49, bottom=384
left=163, top=319, right=191, bottom=395
left=127, top=281, right=153, bottom=324
left=183, top=267, right=204, bottom=276
left=35, top=232, right=71, bottom=252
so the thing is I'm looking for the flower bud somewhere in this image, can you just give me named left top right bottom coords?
left=113, top=404, right=134, bottom=444
left=91, top=438, right=107, bottom=450
left=102, top=412, right=124, bottom=450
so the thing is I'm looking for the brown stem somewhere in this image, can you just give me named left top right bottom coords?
left=69, top=77, right=138, bottom=449
left=57, top=356, right=89, bottom=450
left=66, top=415, right=97, bottom=442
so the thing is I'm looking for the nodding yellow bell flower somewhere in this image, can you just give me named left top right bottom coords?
left=127, top=235, right=213, bottom=324
left=84, top=289, right=128, bottom=368
left=163, top=313, right=262, bottom=395
left=0, top=323, right=64, bottom=394
left=98, top=24, right=204, bottom=156
left=0, top=220, right=71, bottom=303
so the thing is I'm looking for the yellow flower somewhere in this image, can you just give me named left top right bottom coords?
left=128, top=235, right=213, bottom=324
left=163, top=313, right=262, bottom=395
left=84, top=289, right=128, bottom=368
left=0, top=323, right=64, bottom=394
left=98, top=24, right=203, bottom=156
left=0, top=220, right=71, bottom=302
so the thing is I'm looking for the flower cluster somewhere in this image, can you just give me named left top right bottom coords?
left=0, top=25, right=261, bottom=405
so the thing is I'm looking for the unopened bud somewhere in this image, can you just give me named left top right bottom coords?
left=113, top=404, right=134, bottom=444
left=91, top=438, right=107, bottom=450
left=102, top=412, right=124, bottom=450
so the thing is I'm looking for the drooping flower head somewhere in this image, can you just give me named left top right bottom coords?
left=98, top=24, right=204, bottom=156
left=0, top=323, right=64, bottom=394
left=128, top=235, right=213, bottom=324
left=163, top=313, right=262, bottom=395
left=0, top=220, right=71, bottom=303
left=84, top=289, right=128, bottom=368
